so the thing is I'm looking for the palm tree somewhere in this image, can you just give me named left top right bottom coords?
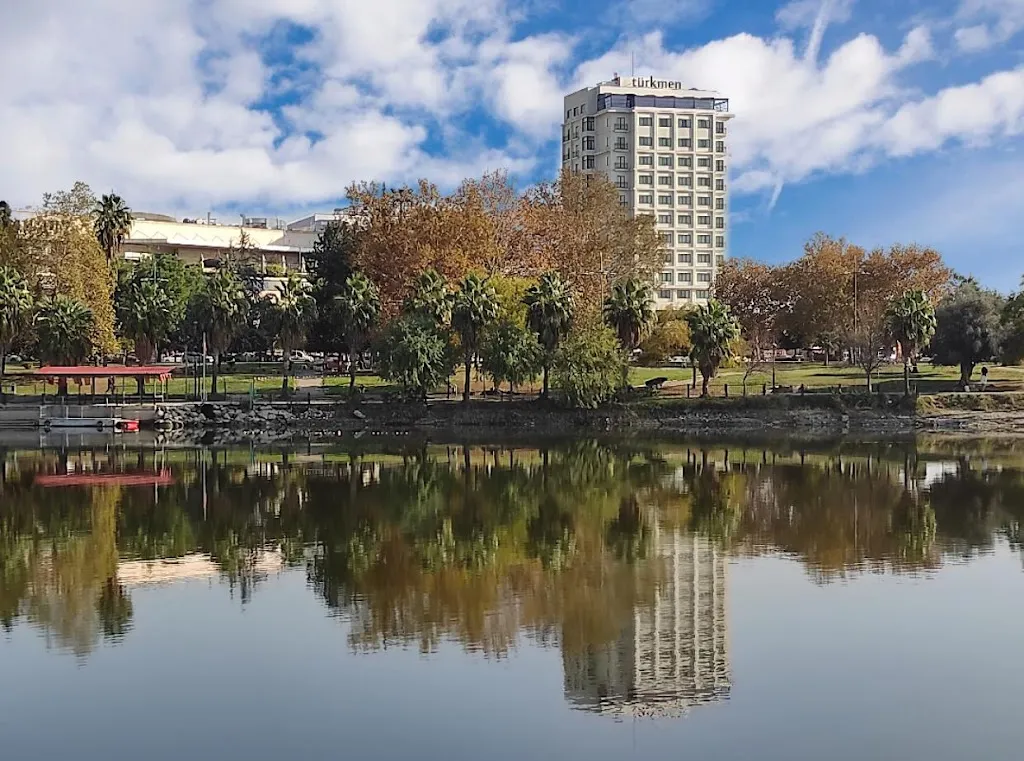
left=524, top=271, right=575, bottom=398
left=603, top=277, right=655, bottom=353
left=273, top=274, right=316, bottom=397
left=36, top=297, right=96, bottom=395
left=116, top=276, right=173, bottom=364
left=93, top=193, right=133, bottom=264
left=452, top=273, right=499, bottom=402
left=195, top=269, right=248, bottom=398
left=887, top=289, right=937, bottom=395
left=0, top=266, right=34, bottom=379
left=336, top=271, right=381, bottom=390
left=404, top=268, right=453, bottom=327
left=686, top=299, right=740, bottom=397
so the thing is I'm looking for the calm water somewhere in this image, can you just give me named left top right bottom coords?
left=3, top=438, right=1024, bottom=760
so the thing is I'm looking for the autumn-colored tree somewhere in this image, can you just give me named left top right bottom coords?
left=523, top=170, right=662, bottom=313
left=715, top=259, right=787, bottom=390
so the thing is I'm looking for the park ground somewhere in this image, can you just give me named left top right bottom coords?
left=2, top=360, right=1023, bottom=401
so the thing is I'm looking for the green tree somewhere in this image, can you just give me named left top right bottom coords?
left=93, top=193, right=133, bottom=264
left=479, top=320, right=542, bottom=394
left=115, top=274, right=174, bottom=364
left=336, top=272, right=381, bottom=390
left=887, top=290, right=937, bottom=395
left=404, top=268, right=454, bottom=328
left=272, top=274, right=316, bottom=397
left=551, top=321, right=626, bottom=409
left=36, top=297, right=96, bottom=394
left=375, top=314, right=455, bottom=401
left=0, top=267, right=34, bottom=378
left=524, top=272, right=575, bottom=398
left=194, top=270, right=248, bottom=397
left=932, top=279, right=1004, bottom=388
left=451, top=273, right=499, bottom=402
left=306, top=221, right=357, bottom=354
left=1001, top=278, right=1024, bottom=365
left=686, top=299, right=740, bottom=396
left=603, top=277, right=655, bottom=356
left=638, top=313, right=691, bottom=366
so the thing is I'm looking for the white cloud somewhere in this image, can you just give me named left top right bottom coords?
left=776, top=0, right=856, bottom=30
left=954, top=0, right=1024, bottom=52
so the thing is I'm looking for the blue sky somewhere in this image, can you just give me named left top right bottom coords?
left=2, top=0, right=1023, bottom=289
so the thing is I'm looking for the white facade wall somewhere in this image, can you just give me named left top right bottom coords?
left=562, top=77, right=733, bottom=309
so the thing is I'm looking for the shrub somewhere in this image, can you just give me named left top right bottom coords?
left=374, top=314, right=455, bottom=400
left=479, top=320, right=542, bottom=392
left=552, top=322, right=627, bottom=409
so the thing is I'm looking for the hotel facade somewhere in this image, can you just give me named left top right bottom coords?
left=562, top=76, right=733, bottom=308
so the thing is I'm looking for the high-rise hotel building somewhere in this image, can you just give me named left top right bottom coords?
left=562, top=76, right=733, bottom=308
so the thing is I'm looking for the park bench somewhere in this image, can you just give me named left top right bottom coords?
left=644, top=377, right=668, bottom=391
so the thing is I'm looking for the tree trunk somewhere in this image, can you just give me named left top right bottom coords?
left=349, top=349, right=358, bottom=390
left=903, top=358, right=911, bottom=396
left=542, top=364, right=549, bottom=399
left=864, top=366, right=872, bottom=393
left=1, top=350, right=7, bottom=380
left=463, top=350, right=472, bottom=403
left=210, top=352, right=220, bottom=398
left=136, top=375, right=145, bottom=397
left=281, top=359, right=290, bottom=398
left=960, top=362, right=973, bottom=389
left=701, top=372, right=709, bottom=397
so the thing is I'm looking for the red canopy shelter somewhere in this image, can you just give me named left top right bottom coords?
left=36, top=366, right=175, bottom=382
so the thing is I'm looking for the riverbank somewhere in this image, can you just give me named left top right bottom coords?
left=143, top=392, right=1024, bottom=445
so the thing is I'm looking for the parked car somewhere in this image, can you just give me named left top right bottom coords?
left=288, top=351, right=319, bottom=366
left=182, top=353, right=215, bottom=365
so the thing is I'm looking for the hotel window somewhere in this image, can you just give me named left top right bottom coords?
left=677, top=289, right=692, bottom=299
left=615, top=176, right=629, bottom=189
left=697, top=176, right=711, bottom=187
left=639, top=116, right=653, bottom=126
left=660, top=272, right=673, bottom=283
left=697, top=234, right=711, bottom=244
left=678, top=272, right=693, bottom=283
left=678, top=194, right=692, bottom=206
left=639, top=194, right=653, bottom=204
left=638, top=174, right=653, bottom=185
left=678, top=214, right=692, bottom=225
left=658, top=175, right=673, bottom=186
left=697, top=253, right=712, bottom=264
left=698, top=139, right=710, bottom=149
left=697, top=157, right=711, bottom=168
left=582, top=136, right=595, bottom=150
left=678, top=118, right=691, bottom=128
left=658, top=155, right=673, bottom=167
left=716, top=122, right=725, bottom=134
left=619, top=196, right=629, bottom=208
left=716, top=141, right=725, bottom=152
left=659, top=232, right=673, bottom=245
left=639, top=136, right=653, bottom=146
left=715, top=179, right=724, bottom=190
left=696, top=289, right=710, bottom=299
left=658, top=213, right=673, bottom=224
left=715, top=236, right=725, bottom=247
left=663, top=252, right=674, bottom=264
left=615, top=137, right=628, bottom=150
left=677, top=156, right=692, bottom=168
left=615, top=157, right=628, bottom=169
left=582, top=156, right=595, bottom=169
left=698, top=272, right=712, bottom=283
left=698, top=215, right=711, bottom=225
left=573, top=107, right=578, bottom=116
left=659, top=289, right=673, bottom=300
left=658, top=194, right=674, bottom=205
left=678, top=138, right=691, bottom=148
left=698, top=118, right=710, bottom=128
left=715, top=198, right=725, bottom=210
left=678, top=233, right=692, bottom=244
left=716, top=255, right=725, bottom=267
left=679, top=252, right=693, bottom=264
left=697, top=196, right=711, bottom=206
left=615, top=118, right=629, bottom=131
left=678, top=175, right=692, bottom=187
left=658, top=137, right=672, bottom=147
left=658, top=117, right=671, bottom=127
left=716, top=160, right=725, bottom=171
left=638, top=154, right=653, bottom=166
left=583, top=117, right=595, bottom=131
left=715, top=217, right=725, bottom=229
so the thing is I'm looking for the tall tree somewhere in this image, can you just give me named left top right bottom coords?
left=932, top=279, right=1004, bottom=388
left=602, top=277, right=655, bottom=357
left=335, top=272, right=381, bottom=390
left=404, top=268, right=454, bottom=328
left=36, top=297, right=96, bottom=394
left=271, top=274, right=316, bottom=397
left=686, top=299, right=740, bottom=397
left=306, top=221, right=357, bottom=355
left=715, top=259, right=787, bottom=391
left=524, top=272, right=575, bottom=398
left=93, top=193, right=133, bottom=264
left=887, top=290, right=937, bottom=395
left=451, top=273, right=499, bottom=402
left=115, top=276, right=174, bottom=364
left=479, top=321, right=541, bottom=394
left=375, top=314, right=455, bottom=402
left=193, top=270, right=248, bottom=397
left=0, top=267, right=34, bottom=378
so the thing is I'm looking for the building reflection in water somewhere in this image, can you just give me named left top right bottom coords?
left=564, top=527, right=730, bottom=718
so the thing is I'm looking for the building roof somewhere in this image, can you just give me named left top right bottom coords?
left=36, top=365, right=175, bottom=380
left=34, top=471, right=175, bottom=488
